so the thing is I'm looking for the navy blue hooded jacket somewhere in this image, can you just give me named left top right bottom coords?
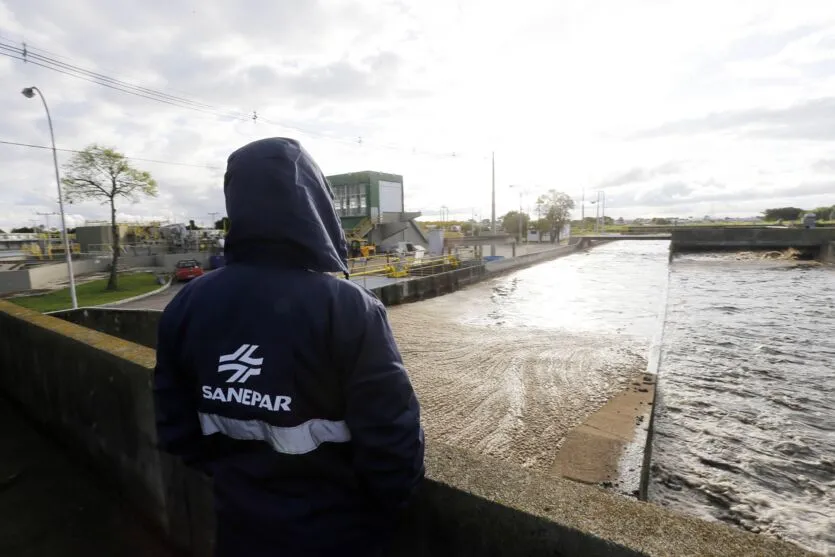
left=153, top=138, right=425, bottom=556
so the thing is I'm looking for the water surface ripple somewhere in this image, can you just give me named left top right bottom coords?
left=650, top=254, right=835, bottom=555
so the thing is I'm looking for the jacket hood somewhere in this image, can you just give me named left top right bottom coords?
left=223, top=138, right=348, bottom=275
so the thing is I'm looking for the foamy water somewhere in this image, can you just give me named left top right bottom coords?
left=392, top=241, right=832, bottom=553
left=650, top=255, right=835, bottom=555
left=387, top=241, right=669, bottom=472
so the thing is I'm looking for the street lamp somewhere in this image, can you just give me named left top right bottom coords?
left=22, top=86, right=77, bottom=309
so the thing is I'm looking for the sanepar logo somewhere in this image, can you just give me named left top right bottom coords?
left=202, top=343, right=293, bottom=412
left=218, top=344, right=263, bottom=383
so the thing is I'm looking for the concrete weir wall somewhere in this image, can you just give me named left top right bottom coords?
left=671, top=227, right=835, bottom=252
left=0, top=301, right=813, bottom=557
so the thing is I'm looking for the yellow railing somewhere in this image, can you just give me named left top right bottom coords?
left=345, top=247, right=479, bottom=279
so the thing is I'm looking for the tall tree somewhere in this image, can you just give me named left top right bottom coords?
left=537, top=190, right=575, bottom=243
left=501, top=211, right=530, bottom=241
left=62, top=145, right=157, bottom=290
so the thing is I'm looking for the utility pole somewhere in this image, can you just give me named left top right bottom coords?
left=600, top=191, right=606, bottom=233
left=581, top=188, right=585, bottom=225
left=491, top=151, right=496, bottom=256
left=36, top=211, right=58, bottom=231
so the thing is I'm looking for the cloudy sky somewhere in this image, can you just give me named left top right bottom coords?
left=1, top=0, right=835, bottom=230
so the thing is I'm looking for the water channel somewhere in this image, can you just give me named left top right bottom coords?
left=389, top=240, right=832, bottom=555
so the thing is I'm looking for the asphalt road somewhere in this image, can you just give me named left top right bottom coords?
left=117, top=282, right=185, bottom=310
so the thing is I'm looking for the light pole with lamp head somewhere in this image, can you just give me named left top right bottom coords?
left=22, top=86, right=77, bottom=309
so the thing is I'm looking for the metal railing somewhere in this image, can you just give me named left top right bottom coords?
left=344, top=247, right=480, bottom=279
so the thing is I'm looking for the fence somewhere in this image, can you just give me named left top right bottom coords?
left=345, top=248, right=479, bottom=279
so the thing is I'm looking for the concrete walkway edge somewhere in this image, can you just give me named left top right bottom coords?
left=97, top=274, right=173, bottom=309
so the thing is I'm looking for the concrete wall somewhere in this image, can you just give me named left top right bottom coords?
left=54, top=307, right=161, bottom=349
left=371, top=263, right=485, bottom=306
left=0, top=258, right=112, bottom=295
left=0, top=301, right=215, bottom=556
left=28, top=258, right=112, bottom=287
left=822, top=241, right=835, bottom=263
left=0, top=253, right=210, bottom=295
left=484, top=245, right=577, bottom=274
left=0, top=300, right=812, bottom=557
left=0, top=270, right=32, bottom=294
left=671, top=227, right=835, bottom=251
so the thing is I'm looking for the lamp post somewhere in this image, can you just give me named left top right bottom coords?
left=22, top=86, right=77, bottom=309
left=599, top=190, right=606, bottom=234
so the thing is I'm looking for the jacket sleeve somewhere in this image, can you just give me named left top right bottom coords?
left=339, top=294, right=425, bottom=511
left=152, top=291, right=212, bottom=473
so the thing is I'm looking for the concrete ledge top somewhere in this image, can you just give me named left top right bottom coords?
left=0, top=301, right=814, bottom=557
left=0, top=300, right=156, bottom=369
left=425, top=445, right=813, bottom=557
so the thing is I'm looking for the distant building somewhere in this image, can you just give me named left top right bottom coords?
left=75, top=223, right=129, bottom=253
left=327, top=171, right=426, bottom=252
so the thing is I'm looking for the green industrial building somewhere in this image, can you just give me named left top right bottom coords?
left=326, top=171, right=426, bottom=252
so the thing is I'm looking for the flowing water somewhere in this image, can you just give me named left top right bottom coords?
left=388, top=241, right=668, bottom=471
left=651, top=253, right=835, bottom=555
left=391, top=240, right=833, bottom=554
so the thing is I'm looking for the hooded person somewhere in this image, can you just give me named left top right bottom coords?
left=153, top=137, right=425, bottom=556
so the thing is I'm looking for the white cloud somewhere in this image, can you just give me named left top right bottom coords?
left=1, top=0, right=835, bottom=232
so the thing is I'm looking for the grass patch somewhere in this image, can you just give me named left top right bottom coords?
left=10, top=272, right=163, bottom=313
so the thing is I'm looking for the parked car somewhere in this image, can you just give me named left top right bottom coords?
left=174, top=259, right=204, bottom=282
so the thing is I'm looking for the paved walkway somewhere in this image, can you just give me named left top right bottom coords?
left=0, top=402, right=179, bottom=557
left=117, top=283, right=185, bottom=310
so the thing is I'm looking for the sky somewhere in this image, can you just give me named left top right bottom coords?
left=1, top=0, right=835, bottom=230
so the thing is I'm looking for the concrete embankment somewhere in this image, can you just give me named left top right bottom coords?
left=483, top=244, right=579, bottom=274
left=361, top=243, right=588, bottom=307
left=671, top=227, right=835, bottom=254
left=0, top=300, right=815, bottom=556
left=369, top=263, right=485, bottom=306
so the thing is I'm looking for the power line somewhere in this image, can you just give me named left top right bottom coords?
left=0, top=45, right=248, bottom=121
left=1, top=34, right=491, bottom=161
left=0, top=139, right=222, bottom=170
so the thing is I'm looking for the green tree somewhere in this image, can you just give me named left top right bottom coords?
left=11, top=226, right=36, bottom=233
left=651, top=217, right=671, bottom=225
left=530, top=218, right=550, bottom=241
left=537, top=190, right=575, bottom=243
left=187, top=219, right=200, bottom=231
left=501, top=211, right=530, bottom=241
left=62, top=145, right=157, bottom=290
left=214, top=217, right=230, bottom=231
left=763, top=207, right=803, bottom=222
left=812, top=206, right=835, bottom=221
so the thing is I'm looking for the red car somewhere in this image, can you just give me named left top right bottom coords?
left=174, top=259, right=204, bottom=282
